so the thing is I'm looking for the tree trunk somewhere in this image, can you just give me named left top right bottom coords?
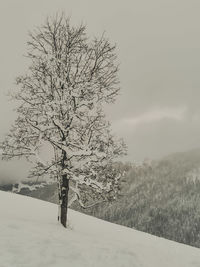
left=58, top=147, right=69, bottom=228
left=60, top=173, right=69, bottom=228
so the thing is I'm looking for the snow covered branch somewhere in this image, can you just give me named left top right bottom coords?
left=1, top=14, right=126, bottom=227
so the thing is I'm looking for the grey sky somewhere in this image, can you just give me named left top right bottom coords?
left=1, top=0, right=200, bottom=182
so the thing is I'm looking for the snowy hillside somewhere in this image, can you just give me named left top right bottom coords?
left=1, top=191, right=200, bottom=267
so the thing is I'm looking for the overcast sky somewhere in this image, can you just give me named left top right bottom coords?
left=1, top=0, right=200, bottom=182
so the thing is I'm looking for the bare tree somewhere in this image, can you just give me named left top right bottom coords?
left=1, top=14, right=126, bottom=228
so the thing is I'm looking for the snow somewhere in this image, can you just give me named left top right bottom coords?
left=0, top=191, right=200, bottom=267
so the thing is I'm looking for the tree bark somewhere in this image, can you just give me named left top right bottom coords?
left=60, top=173, right=69, bottom=228
left=58, top=147, right=69, bottom=228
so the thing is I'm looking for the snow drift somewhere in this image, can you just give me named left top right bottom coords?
left=0, top=190, right=200, bottom=267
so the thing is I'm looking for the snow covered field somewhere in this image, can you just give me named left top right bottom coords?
left=0, top=190, right=200, bottom=267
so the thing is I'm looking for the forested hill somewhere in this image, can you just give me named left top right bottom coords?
left=2, top=148, right=200, bottom=248
left=91, top=148, right=200, bottom=248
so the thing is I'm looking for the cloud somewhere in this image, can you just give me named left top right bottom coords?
left=112, top=107, right=187, bottom=133
left=0, top=159, right=32, bottom=185
left=125, top=107, right=186, bottom=126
